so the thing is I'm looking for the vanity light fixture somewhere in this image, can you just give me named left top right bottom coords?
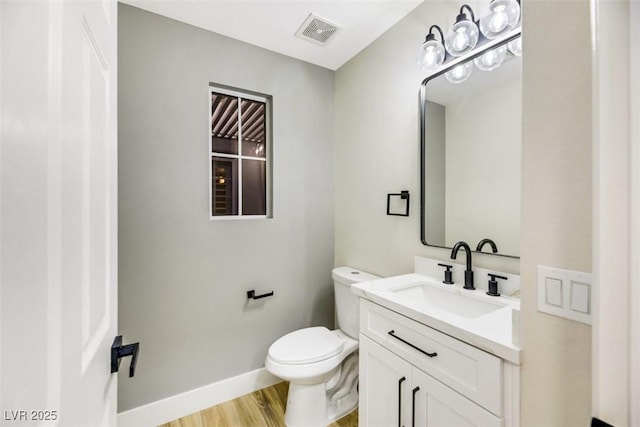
left=473, top=44, right=507, bottom=71
left=444, top=5, right=479, bottom=57
left=416, top=0, right=521, bottom=82
left=416, top=25, right=446, bottom=71
left=479, top=0, right=521, bottom=39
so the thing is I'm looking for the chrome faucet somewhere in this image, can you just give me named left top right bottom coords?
left=476, top=238, right=498, bottom=253
left=451, top=241, right=474, bottom=290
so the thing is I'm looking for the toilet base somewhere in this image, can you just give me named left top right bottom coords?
left=283, top=369, right=359, bottom=427
left=326, top=352, right=359, bottom=424
left=285, top=382, right=327, bottom=427
left=326, top=385, right=358, bottom=424
left=283, top=382, right=359, bottom=427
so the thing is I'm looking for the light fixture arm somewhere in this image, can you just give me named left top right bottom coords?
left=458, top=4, right=476, bottom=22
left=426, top=24, right=445, bottom=43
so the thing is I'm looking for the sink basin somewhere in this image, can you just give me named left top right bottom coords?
left=350, top=269, right=521, bottom=362
left=391, top=283, right=507, bottom=319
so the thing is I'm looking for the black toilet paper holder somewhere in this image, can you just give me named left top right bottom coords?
left=247, top=289, right=274, bottom=300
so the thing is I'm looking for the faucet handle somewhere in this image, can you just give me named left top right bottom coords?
left=487, top=273, right=508, bottom=296
left=437, top=263, right=454, bottom=284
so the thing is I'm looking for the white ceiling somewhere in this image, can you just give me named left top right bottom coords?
left=120, top=0, right=425, bottom=70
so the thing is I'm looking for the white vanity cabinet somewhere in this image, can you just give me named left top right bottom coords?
left=360, top=336, right=501, bottom=427
left=359, top=335, right=412, bottom=427
left=358, top=299, right=519, bottom=427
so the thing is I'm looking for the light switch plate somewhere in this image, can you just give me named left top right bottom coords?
left=537, top=265, right=592, bottom=325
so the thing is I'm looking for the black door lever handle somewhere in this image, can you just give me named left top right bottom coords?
left=111, top=335, right=139, bottom=377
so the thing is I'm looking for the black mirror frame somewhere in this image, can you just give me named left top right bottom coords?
left=419, top=29, right=522, bottom=259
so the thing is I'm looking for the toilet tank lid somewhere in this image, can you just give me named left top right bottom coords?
left=332, top=266, right=380, bottom=285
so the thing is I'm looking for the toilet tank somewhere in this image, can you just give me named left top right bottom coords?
left=332, top=266, right=380, bottom=339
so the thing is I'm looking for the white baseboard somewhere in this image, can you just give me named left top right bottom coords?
left=117, top=368, right=281, bottom=427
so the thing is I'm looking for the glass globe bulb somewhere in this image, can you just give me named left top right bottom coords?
left=416, top=39, right=445, bottom=71
left=474, top=45, right=507, bottom=71
left=444, top=20, right=479, bottom=57
left=479, top=0, right=521, bottom=39
left=488, top=5, right=509, bottom=33
left=445, top=62, right=473, bottom=84
left=507, top=37, right=522, bottom=56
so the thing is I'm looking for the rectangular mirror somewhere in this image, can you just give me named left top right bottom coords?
left=420, top=35, right=522, bottom=258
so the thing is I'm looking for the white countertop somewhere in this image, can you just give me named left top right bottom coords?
left=352, top=272, right=522, bottom=364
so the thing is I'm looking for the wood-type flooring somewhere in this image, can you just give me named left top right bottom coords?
left=160, top=381, right=358, bottom=427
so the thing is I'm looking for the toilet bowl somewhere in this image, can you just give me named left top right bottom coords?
left=265, top=266, right=379, bottom=427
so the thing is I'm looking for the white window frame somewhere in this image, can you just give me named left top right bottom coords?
left=209, top=84, right=272, bottom=220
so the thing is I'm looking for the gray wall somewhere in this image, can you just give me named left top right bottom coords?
left=118, top=4, right=335, bottom=411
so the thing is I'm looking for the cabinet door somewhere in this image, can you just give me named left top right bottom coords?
left=360, top=335, right=412, bottom=427
left=412, top=368, right=502, bottom=427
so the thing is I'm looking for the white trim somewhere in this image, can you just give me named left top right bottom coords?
left=209, top=89, right=213, bottom=218
left=241, top=155, right=267, bottom=162
left=209, top=85, right=271, bottom=219
left=210, top=152, right=238, bottom=159
left=209, top=84, right=268, bottom=104
left=238, top=94, right=243, bottom=215
left=630, top=1, right=640, bottom=424
left=117, top=368, right=280, bottom=427
left=503, top=361, right=520, bottom=427
left=46, top=1, right=63, bottom=417
left=591, top=0, right=632, bottom=424
left=209, top=215, right=268, bottom=221
left=210, top=153, right=267, bottom=162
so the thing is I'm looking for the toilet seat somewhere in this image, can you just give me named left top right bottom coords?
left=265, top=329, right=357, bottom=385
left=268, top=327, right=344, bottom=365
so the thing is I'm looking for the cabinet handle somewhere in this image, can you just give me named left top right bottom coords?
left=398, top=376, right=406, bottom=427
left=388, top=330, right=438, bottom=358
left=412, top=386, right=420, bottom=427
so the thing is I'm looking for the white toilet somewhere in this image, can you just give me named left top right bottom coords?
left=265, top=266, right=379, bottom=427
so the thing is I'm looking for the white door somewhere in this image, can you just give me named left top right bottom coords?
left=359, top=335, right=412, bottom=427
left=0, top=0, right=118, bottom=425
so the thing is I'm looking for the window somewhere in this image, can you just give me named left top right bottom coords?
left=209, top=86, right=271, bottom=219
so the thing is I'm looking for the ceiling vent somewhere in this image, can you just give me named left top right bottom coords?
left=295, top=13, right=342, bottom=46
